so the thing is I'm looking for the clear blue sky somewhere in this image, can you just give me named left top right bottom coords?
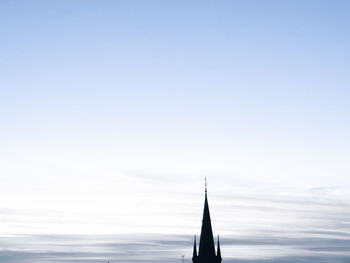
left=1, top=1, right=350, bottom=262
left=1, top=0, right=350, bottom=184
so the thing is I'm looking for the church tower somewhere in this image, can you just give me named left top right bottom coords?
left=192, top=179, right=222, bottom=263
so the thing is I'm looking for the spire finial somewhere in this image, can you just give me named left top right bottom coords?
left=205, top=177, right=207, bottom=193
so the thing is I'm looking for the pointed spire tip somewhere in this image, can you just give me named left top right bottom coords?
left=205, top=177, right=207, bottom=194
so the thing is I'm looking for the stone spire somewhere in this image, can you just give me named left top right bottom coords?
left=192, top=179, right=222, bottom=263
left=198, top=186, right=216, bottom=257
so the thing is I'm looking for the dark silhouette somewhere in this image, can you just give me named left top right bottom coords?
left=192, top=179, right=222, bottom=263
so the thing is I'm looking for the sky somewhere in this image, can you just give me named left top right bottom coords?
left=1, top=0, right=350, bottom=262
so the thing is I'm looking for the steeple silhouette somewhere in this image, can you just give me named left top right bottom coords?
left=192, top=179, right=222, bottom=263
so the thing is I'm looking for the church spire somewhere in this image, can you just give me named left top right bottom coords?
left=192, top=179, right=222, bottom=263
left=198, top=178, right=216, bottom=257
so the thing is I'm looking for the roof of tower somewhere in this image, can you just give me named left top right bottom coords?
left=198, top=183, right=216, bottom=257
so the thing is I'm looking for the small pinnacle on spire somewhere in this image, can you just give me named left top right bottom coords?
left=217, top=235, right=222, bottom=259
left=192, top=235, right=197, bottom=257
